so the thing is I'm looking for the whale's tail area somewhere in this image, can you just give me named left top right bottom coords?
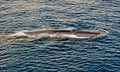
left=0, top=33, right=12, bottom=47
left=0, top=33, right=10, bottom=40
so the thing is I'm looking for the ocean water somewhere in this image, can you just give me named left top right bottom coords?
left=0, top=0, right=120, bottom=72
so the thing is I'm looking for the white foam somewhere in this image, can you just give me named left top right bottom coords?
left=63, top=35, right=89, bottom=39
left=65, top=27, right=76, bottom=30
left=9, top=31, right=27, bottom=37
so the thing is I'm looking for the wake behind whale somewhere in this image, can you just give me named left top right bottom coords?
left=0, top=28, right=104, bottom=41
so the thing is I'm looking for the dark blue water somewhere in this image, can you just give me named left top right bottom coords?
left=0, top=0, right=120, bottom=72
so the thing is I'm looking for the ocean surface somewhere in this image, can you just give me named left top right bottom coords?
left=0, top=0, right=120, bottom=72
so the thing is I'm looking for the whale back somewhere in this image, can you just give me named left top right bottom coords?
left=0, top=29, right=103, bottom=41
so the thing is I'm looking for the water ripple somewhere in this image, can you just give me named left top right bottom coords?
left=0, top=0, right=120, bottom=72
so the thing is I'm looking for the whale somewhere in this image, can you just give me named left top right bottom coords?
left=0, top=28, right=104, bottom=41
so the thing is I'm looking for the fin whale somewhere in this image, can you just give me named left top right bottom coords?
left=0, top=29, right=104, bottom=41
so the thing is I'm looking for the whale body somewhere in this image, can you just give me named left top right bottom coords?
left=0, top=29, right=104, bottom=41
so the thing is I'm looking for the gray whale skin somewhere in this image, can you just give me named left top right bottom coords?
left=0, top=29, right=104, bottom=41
